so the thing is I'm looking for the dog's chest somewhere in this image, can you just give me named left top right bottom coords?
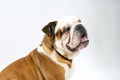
left=38, top=53, right=72, bottom=80
left=37, top=46, right=73, bottom=80
left=60, top=63, right=73, bottom=80
left=37, top=48, right=72, bottom=80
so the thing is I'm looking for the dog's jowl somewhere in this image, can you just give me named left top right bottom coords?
left=0, top=17, right=89, bottom=80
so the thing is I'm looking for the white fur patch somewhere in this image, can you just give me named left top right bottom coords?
left=55, top=16, right=80, bottom=34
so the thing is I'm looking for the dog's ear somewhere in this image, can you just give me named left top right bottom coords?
left=42, top=21, right=57, bottom=37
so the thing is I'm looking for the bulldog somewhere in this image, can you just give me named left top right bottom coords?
left=0, top=17, right=89, bottom=80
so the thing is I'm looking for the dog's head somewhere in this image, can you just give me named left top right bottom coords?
left=42, top=17, right=89, bottom=59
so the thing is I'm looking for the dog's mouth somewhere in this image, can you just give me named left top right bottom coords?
left=66, top=35, right=89, bottom=52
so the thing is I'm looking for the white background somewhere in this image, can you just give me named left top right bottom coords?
left=0, top=0, right=120, bottom=80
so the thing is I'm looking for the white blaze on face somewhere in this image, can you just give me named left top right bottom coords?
left=55, top=17, right=80, bottom=34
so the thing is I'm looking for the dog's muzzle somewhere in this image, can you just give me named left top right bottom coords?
left=66, top=24, right=89, bottom=52
left=75, top=24, right=89, bottom=48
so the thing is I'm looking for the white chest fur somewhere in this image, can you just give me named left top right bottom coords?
left=37, top=46, right=73, bottom=80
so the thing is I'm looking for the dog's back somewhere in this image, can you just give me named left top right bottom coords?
left=0, top=49, right=65, bottom=80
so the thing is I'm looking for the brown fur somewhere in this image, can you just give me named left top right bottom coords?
left=0, top=48, right=65, bottom=80
left=56, top=29, right=63, bottom=40
left=41, top=35, right=54, bottom=54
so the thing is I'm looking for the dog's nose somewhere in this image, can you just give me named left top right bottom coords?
left=75, top=24, right=87, bottom=38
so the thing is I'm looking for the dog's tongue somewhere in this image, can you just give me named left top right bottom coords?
left=80, top=36, right=88, bottom=42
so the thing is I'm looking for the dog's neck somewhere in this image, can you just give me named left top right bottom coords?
left=37, top=35, right=72, bottom=68
left=52, top=45, right=72, bottom=68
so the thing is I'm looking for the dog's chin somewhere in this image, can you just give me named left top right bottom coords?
left=66, top=36, right=89, bottom=52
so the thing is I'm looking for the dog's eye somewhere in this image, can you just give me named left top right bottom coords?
left=65, top=27, right=70, bottom=32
